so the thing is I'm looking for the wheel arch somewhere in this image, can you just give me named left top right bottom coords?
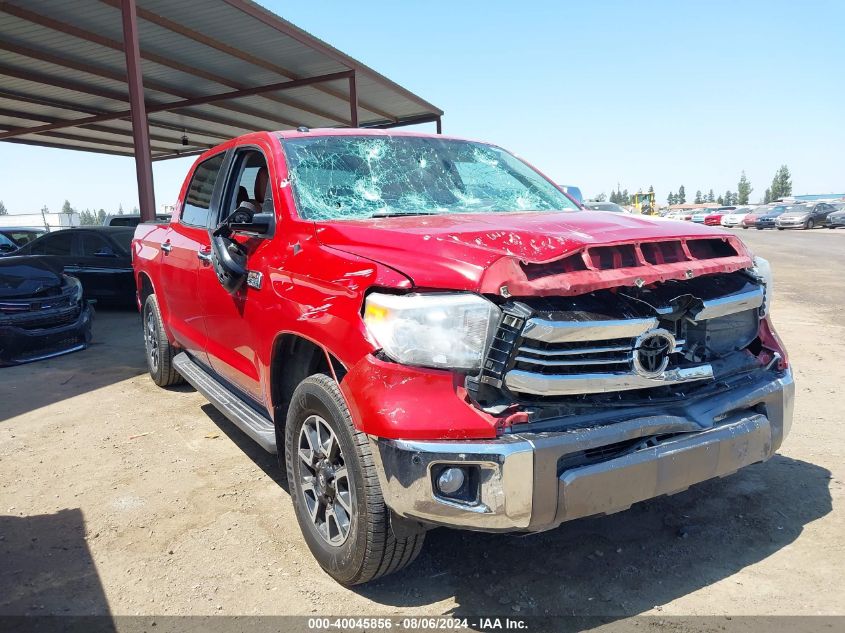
left=269, top=332, right=347, bottom=431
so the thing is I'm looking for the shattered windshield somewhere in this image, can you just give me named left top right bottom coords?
left=281, top=135, right=578, bottom=220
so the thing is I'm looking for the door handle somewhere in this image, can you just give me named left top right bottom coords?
left=161, top=242, right=172, bottom=254
left=197, top=248, right=212, bottom=263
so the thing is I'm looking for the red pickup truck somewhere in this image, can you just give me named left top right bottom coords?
left=133, top=129, right=793, bottom=585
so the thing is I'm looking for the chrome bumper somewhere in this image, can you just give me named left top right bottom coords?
left=370, top=369, right=794, bottom=532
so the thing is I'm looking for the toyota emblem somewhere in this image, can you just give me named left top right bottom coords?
left=633, top=329, right=676, bottom=378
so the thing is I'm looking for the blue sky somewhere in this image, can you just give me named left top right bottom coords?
left=1, top=0, right=843, bottom=214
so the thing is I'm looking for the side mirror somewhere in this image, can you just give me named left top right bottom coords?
left=229, top=212, right=273, bottom=235
left=0, top=243, right=16, bottom=253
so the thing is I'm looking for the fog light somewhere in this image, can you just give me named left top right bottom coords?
left=436, top=467, right=465, bottom=495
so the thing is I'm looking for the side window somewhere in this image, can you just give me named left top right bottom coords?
left=31, top=232, right=75, bottom=256
left=80, top=233, right=113, bottom=257
left=220, top=149, right=271, bottom=221
left=182, top=153, right=225, bottom=227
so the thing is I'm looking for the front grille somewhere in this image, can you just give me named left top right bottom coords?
left=495, top=273, right=764, bottom=399
left=514, top=336, right=686, bottom=376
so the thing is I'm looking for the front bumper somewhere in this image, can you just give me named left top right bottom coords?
left=776, top=218, right=809, bottom=228
left=0, top=302, right=93, bottom=366
left=371, top=369, right=793, bottom=532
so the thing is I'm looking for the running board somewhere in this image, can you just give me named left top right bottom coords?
left=173, top=352, right=277, bottom=453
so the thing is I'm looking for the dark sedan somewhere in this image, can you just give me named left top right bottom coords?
left=826, top=204, right=845, bottom=228
left=0, top=255, right=93, bottom=365
left=754, top=205, right=792, bottom=229
left=11, top=227, right=135, bottom=305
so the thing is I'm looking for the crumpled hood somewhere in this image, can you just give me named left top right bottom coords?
left=315, top=211, right=749, bottom=293
left=0, top=255, right=65, bottom=298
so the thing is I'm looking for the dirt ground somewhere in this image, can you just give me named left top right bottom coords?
left=1, top=228, right=843, bottom=620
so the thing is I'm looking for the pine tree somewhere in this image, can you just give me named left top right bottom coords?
left=677, top=185, right=686, bottom=204
left=61, top=200, right=73, bottom=214
left=706, top=189, right=715, bottom=203
left=694, top=190, right=703, bottom=204
left=770, top=165, right=792, bottom=200
left=737, top=171, right=753, bottom=205
left=763, top=188, right=772, bottom=204
left=621, top=189, right=629, bottom=205
left=97, top=209, right=106, bottom=224
left=118, top=203, right=124, bottom=216
left=0, top=200, right=7, bottom=216
left=717, top=195, right=724, bottom=205
left=668, top=192, right=676, bottom=205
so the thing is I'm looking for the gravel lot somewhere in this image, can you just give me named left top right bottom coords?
left=1, top=227, right=843, bottom=620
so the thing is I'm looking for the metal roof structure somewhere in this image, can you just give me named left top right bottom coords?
left=0, top=0, right=443, bottom=219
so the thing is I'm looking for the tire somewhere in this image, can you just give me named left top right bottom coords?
left=806, top=219, right=815, bottom=230
left=777, top=227, right=784, bottom=231
left=742, top=226, right=749, bottom=229
left=142, top=294, right=184, bottom=387
left=285, top=374, right=424, bottom=585
left=756, top=226, right=763, bottom=230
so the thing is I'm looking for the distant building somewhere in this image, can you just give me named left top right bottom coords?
left=0, top=211, right=80, bottom=231
left=791, top=193, right=845, bottom=202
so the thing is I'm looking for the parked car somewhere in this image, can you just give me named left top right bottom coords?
left=666, top=209, right=694, bottom=221
left=12, top=227, right=135, bottom=305
left=720, top=206, right=754, bottom=228
left=755, top=205, right=794, bottom=229
left=0, top=227, right=47, bottom=249
left=741, top=205, right=773, bottom=229
left=0, top=255, right=93, bottom=366
left=703, top=207, right=736, bottom=226
left=825, top=203, right=845, bottom=228
left=134, top=130, right=791, bottom=586
left=103, top=213, right=172, bottom=227
left=584, top=201, right=627, bottom=213
left=690, top=208, right=711, bottom=223
left=775, top=202, right=836, bottom=230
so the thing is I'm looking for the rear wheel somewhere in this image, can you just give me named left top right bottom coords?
left=142, top=294, right=183, bottom=387
left=285, top=374, right=424, bottom=585
left=777, top=227, right=784, bottom=231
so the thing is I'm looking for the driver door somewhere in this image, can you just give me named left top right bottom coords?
left=199, top=146, right=275, bottom=405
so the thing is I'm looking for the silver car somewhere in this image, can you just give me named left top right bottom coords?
left=775, top=202, right=837, bottom=230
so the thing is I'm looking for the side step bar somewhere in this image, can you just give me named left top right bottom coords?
left=173, top=352, right=277, bottom=453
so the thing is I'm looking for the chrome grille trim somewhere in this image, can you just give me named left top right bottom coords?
left=691, top=287, right=764, bottom=321
left=505, top=364, right=715, bottom=396
left=521, top=317, right=656, bottom=343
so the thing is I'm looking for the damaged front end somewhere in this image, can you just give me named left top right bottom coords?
left=363, top=241, right=793, bottom=532
left=0, top=256, right=94, bottom=366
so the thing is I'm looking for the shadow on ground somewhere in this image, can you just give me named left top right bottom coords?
left=0, top=309, right=145, bottom=422
left=0, top=508, right=113, bottom=624
left=353, top=454, right=831, bottom=617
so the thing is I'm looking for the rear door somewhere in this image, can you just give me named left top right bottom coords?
left=76, top=231, right=134, bottom=304
left=159, top=152, right=227, bottom=365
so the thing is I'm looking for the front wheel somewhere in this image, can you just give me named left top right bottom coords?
left=777, top=227, right=784, bottom=231
left=285, top=374, right=424, bottom=585
left=805, top=219, right=815, bottom=230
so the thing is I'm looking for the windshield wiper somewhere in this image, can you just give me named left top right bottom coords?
left=369, top=211, right=438, bottom=218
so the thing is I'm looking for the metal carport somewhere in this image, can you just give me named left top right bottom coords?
left=0, top=0, right=444, bottom=221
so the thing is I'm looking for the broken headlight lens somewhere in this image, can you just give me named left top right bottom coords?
left=364, top=292, right=501, bottom=371
left=64, top=275, right=83, bottom=303
left=752, top=256, right=773, bottom=315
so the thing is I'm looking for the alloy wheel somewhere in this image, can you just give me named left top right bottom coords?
left=144, top=306, right=159, bottom=373
left=297, top=414, right=354, bottom=546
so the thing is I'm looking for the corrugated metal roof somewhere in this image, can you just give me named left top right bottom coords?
left=0, top=0, right=443, bottom=159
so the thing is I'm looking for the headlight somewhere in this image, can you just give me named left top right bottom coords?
left=752, top=256, right=773, bottom=315
left=64, top=274, right=83, bottom=302
left=364, top=292, right=501, bottom=371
